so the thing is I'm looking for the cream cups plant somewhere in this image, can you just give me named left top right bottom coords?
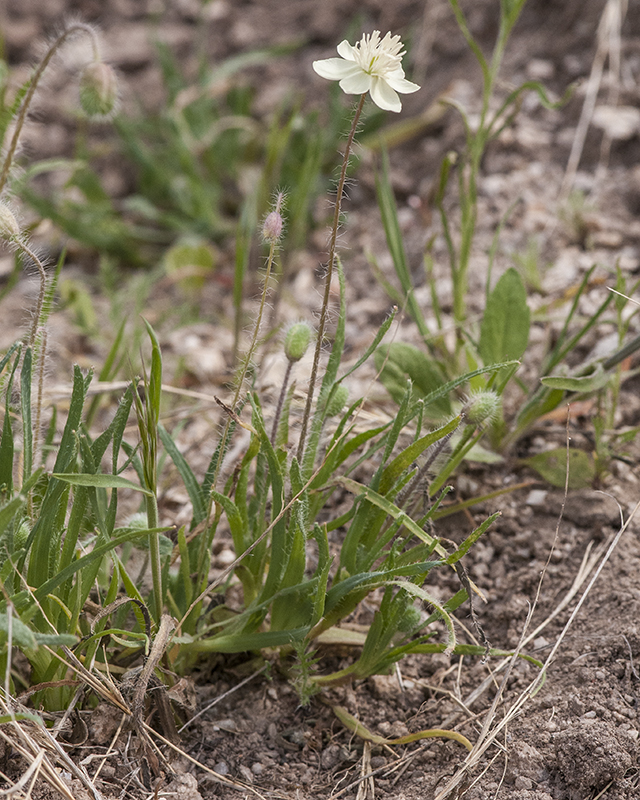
left=297, top=31, right=420, bottom=465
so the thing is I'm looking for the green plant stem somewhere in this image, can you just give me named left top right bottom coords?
left=270, top=358, right=293, bottom=445
left=145, top=492, right=163, bottom=625
left=0, top=23, right=100, bottom=195
left=33, top=327, right=46, bottom=466
left=446, top=0, right=526, bottom=350
left=212, top=239, right=277, bottom=490
left=13, top=238, right=47, bottom=349
left=296, top=93, right=366, bottom=463
left=429, top=426, right=483, bottom=496
left=12, top=237, right=49, bottom=467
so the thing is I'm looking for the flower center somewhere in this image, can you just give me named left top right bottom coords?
left=355, top=31, right=404, bottom=77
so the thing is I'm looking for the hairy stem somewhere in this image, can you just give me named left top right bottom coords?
left=0, top=23, right=100, bottom=195
left=270, top=359, right=293, bottom=446
left=296, top=93, right=366, bottom=463
left=213, top=239, right=277, bottom=489
left=13, top=238, right=48, bottom=349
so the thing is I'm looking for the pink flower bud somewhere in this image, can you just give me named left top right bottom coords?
left=262, top=210, right=283, bottom=244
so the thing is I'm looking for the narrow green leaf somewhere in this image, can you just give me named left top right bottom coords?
left=380, top=415, right=461, bottom=495
left=25, top=367, right=90, bottom=589
left=375, top=149, right=431, bottom=341
left=159, top=424, right=206, bottom=524
left=338, top=309, right=397, bottom=384
left=142, top=318, right=162, bottom=426
left=13, top=525, right=169, bottom=610
left=445, top=512, right=500, bottom=564
left=210, top=490, right=247, bottom=556
left=336, top=476, right=447, bottom=558
left=33, top=633, right=77, bottom=647
left=20, top=347, right=33, bottom=481
left=541, top=366, right=610, bottom=393
left=51, top=473, right=153, bottom=495
left=0, top=348, right=20, bottom=493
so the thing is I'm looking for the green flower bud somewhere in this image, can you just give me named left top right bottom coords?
left=325, top=384, right=349, bottom=418
left=0, top=204, right=20, bottom=240
left=79, top=61, right=118, bottom=118
left=13, top=520, right=30, bottom=550
left=463, top=389, right=500, bottom=426
left=284, top=322, right=313, bottom=362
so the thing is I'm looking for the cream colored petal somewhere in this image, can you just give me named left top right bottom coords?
left=313, top=58, right=359, bottom=81
left=336, top=40, right=357, bottom=61
left=384, top=70, right=421, bottom=94
left=339, top=71, right=372, bottom=95
left=369, top=77, right=402, bottom=112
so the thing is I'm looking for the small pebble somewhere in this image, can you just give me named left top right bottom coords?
left=526, top=489, right=547, bottom=506
left=215, top=548, right=235, bottom=567
left=251, top=763, right=263, bottom=776
left=238, top=765, right=254, bottom=783
left=214, top=761, right=228, bottom=776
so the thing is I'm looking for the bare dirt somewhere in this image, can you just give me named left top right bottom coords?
left=2, top=0, right=640, bottom=798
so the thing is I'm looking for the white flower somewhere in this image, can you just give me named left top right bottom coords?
left=312, top=31, right=420, bottom=113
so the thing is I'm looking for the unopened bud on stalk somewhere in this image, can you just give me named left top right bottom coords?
left=463, top=389, right=500, bottom=426
left=325, top=384, right=349, bottom=418
left=284, top=321, right=313, bottom=362
left=262, top=192, right=286, bottom=244
left=0, top=204, right=20, bottom=241
left=79, top=61, right=118, bottom=117
left=262, top=209, right=284, bottom=244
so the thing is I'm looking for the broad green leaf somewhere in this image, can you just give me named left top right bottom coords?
left=375, top=342, right=450, bottom=416
left=0, top=612, right=37, bottom=649
left=479, top=267, right=530, bottom=365
left=523, top=448, right=595, bottom=489
left=51, top=473, right=153, bottom=495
